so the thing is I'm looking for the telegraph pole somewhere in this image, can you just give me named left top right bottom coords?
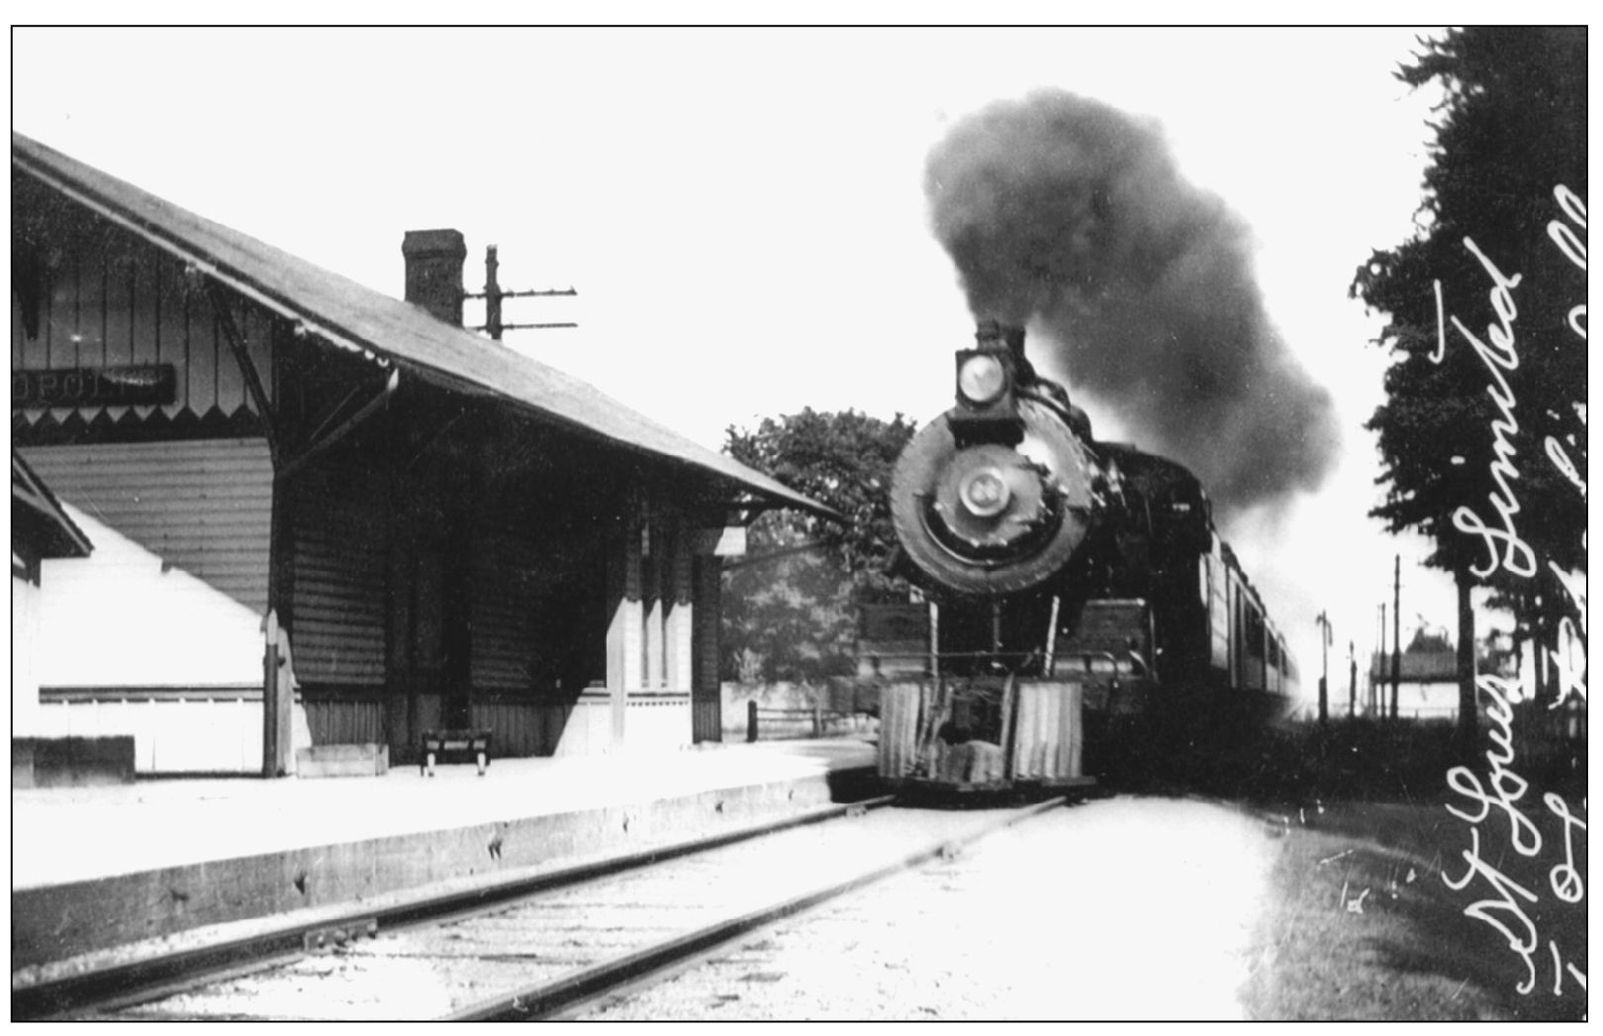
left=1315, top=610, right=1332, bottom=724
left=1348, top=639, right=1357, bottom=718
left=468, top=245, right=579, bottom=339
left=1391, top=554, right=1402, bottom=720
left=1375, top=602, right=1386, bottom=716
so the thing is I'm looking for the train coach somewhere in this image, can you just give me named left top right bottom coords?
left=869, top=321, right=1296, bottom=794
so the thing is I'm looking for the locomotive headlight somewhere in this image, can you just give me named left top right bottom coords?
left=957, top=353, right=1007, bottom=406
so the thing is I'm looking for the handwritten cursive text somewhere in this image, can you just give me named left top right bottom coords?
left=1446, top=674, right=1542, bottom=853
left=1443, top=825, right=1542, bottom=994
left=1433, top=238, right=1538, bottom=578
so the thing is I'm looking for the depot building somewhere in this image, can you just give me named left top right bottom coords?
left=10, top=132, right=828, bottom=776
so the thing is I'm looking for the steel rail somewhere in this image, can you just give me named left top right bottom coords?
left=444, top=795, right=1070, bottom=1021
left=14, top=794, right=894, bottom=1021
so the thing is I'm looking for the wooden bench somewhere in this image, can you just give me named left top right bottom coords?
left=419, top=729, right=492, bottom=776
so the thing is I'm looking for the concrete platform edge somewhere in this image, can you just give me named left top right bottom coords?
left=12, top=766, right=874, bottom=974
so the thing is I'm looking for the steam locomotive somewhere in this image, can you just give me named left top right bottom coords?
left=872, top=321, right=1296, bottom=793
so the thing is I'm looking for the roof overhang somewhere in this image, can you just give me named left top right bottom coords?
left=12, top=132, right=838, bottom=523
left=11, top=452, right=93, bottom=559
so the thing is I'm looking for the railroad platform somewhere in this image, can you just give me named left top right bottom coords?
left=10, top=736, right=878, bottom=983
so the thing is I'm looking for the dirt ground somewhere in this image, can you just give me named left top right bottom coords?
left=1241, top=799, right=1587, bottom=1021
left=576, top=794, right=1586, bottom=1021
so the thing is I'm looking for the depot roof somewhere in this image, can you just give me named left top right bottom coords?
left=12, top=450, right=93, bottom=560
left=11, top=132, right=835, bottom=521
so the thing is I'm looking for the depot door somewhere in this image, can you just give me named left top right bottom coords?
left=395, top=542, right=472, bottom=750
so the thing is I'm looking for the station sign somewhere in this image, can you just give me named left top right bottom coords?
left=12, top=364, right=177, bottom=408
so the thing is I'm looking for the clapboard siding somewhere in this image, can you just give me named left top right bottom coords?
left=471, top=513, right=541, bottom=691
left=19, top=439, right=272, bottom=611
left=470, top=504, right=603, bottom=694
left=292, top=467, right=387, bottom=686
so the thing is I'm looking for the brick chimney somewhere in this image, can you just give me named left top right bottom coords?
left=402, top=229, right=467, bottom=326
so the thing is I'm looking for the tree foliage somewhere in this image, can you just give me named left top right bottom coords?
left=720, top=409, right=918, bottom=682
left=1351, top=29, right=1586, bottom=712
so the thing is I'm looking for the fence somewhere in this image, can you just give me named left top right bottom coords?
left=742, top=701, right=875, bottom=743
left=721, top=679, right=877, bottom=742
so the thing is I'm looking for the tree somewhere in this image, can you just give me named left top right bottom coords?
left=721, top=409, right=918, bottom=682
left=1351, top=28, right=1586, bottom=752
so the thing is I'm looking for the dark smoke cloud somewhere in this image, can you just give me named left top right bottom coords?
left=925, top=90, right=1338, bottom=517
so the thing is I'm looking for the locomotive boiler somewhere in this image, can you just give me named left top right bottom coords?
left=872, top=321, right=1296, bottom=794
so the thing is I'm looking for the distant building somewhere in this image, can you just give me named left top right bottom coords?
left=1364, top=626, right=1518, bottom=720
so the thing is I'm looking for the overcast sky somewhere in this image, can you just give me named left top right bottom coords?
left=13, top=24, right=1497, bottom=707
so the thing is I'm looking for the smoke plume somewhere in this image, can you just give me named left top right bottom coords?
left=926, top=90, right=1338, bottom=518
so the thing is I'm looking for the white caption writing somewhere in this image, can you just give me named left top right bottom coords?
left=1438, top=184, right=1587, bottom=1001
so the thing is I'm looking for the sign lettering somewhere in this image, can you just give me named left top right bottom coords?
left=12, top=365, right=178, bottom=408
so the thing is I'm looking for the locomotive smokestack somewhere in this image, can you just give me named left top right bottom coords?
left=975, top=319, right=1027, bottom=362
left=968, top=318, right=1091, bottom=440
left=927, top=91, right=1338, bottom=519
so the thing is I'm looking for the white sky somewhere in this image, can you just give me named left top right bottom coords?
left=10, top=20, right=1562, bottom=710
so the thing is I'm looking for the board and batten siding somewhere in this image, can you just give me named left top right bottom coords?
left=12, top=230, right=276, bottom=428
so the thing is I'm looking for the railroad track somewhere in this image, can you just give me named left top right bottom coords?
left=21, top=796, right=1069, bottom=1021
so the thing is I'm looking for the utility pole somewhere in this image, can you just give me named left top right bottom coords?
left=468, top=245, right=579, bottom=339
left=1391, top=554, right=1402, bottom=721
left=1348, top=639, right=1357, bottom=718
left=1375, top=601, right=1386, bottom=716
left=1315, top=610, right=1332, bottom=724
